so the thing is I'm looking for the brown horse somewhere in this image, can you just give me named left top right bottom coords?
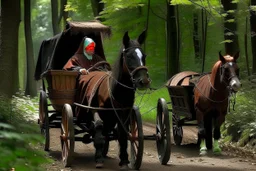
left=194, top=52, right=241, bottom=155
left=75, top=30, right=150, bottom=169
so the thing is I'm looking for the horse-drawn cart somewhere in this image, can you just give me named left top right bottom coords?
left=158, top=53, right=241, bottom=155
left=35, top=20, right=171, bottom=169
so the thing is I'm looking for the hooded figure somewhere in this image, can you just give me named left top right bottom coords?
left=63, top=36, right=111, bottom=120
left=63, top=37, right=106, bottom=74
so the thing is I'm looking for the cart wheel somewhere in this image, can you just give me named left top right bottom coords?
left=61, top=104, right=75, bottom=167
left=39, top=90, right=50, bottom=151
left=102, top=139, right=109, bottom=157
left=156, top=98, right=171, bottom=165
left=128, top=106, right=144, bottom=170
left=172, top=112, right=183, bottom=145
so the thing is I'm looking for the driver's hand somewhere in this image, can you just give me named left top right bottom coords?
left=79, top=68, right=89, bottom=75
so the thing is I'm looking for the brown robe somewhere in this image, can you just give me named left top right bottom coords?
left=63, top=38, right=110, bottom=120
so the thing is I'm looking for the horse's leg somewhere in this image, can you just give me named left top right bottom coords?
left=213, top=113, right=225, bottom=155
left=204, top=113, right=213, bottom=150
left=196, top=108, right=207, bottom=155
left=117, top=113, right=129, bottom=170
left=93, top=110, right=105, bottom=168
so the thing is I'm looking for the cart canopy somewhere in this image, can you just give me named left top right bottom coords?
left=34, top=20, right=111, bottom=80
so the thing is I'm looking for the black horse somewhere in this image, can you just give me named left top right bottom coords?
left=76, top=30, right=150, bottom=169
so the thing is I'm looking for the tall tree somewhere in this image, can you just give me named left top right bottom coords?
left=51, top=0, right=60, bottom=35
left=250, top=0, right=256, bottom=74
left=24, top=0, right=37, bottom=97
left=166, top=0, right=180, bottom=79
left=200, top=9, right=208, bottom=73
left=51, top=0, right=68, bottom=35
left=60, top=0, right=68, bottom=27
left=193, top=10, right=200, bottom=60
left=221, top=0, right=239, bottom=55
left=0, top=0, right=21, bottom=97
left=91, top=0, right=104, bottom=21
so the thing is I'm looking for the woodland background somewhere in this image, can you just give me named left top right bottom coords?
left=0, top=0, right=256, bottom=170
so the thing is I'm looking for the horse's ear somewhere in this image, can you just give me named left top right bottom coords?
left=137, top=29, right=147, bottom=45
left=219, top=51, right=225, bottom=63
left=123, top=31, right=130, bottom=48
left=233, top=51, right=239, bottom=62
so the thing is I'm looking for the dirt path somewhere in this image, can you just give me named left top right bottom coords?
left=45, top=125, right=256, bottom=171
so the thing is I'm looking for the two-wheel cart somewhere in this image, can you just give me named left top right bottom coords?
left=157, top=72, right=200, bottom=146
left=35, top=20, right=171, bottom=169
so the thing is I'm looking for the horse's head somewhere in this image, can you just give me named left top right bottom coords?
left=219, top=51, right=241, bottom=92
left=122, top=31, right=151, bottom=90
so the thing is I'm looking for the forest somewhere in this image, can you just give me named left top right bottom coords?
left=0, top=0, right=256, bottom=170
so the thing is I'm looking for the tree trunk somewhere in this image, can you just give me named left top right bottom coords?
left=193, top=10, right=200, bottom=60
left=0, top=0, right=21, bottom=97
left=90, top=0, right=105, bottom=21
left=201, top=9, right=208, bottom=73
left=51, top=0, right=60, bottom=35
left=166, top=1, right=180, bottom=79
left=60, top=0, right=68, bottom=27
left=24, top=0, right=37, bottom=97
left=250, top=0, right=256, bottom=74
left=221, top=0, right=239, bottom=55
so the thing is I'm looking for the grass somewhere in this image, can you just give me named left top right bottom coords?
left=135, top=87, right=171, bottom=122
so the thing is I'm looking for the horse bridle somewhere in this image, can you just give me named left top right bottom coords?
left=122, top=46, right=150, bottom=88
left=219, top=62, right=239, bottom=88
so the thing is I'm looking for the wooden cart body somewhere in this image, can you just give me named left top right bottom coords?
left=165, top=71, right=201, bottom=145
left=42, top=70, right=79, bottom=112
left=166, top=85, right=196, bottom=120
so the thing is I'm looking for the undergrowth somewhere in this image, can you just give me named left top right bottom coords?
left=0, top=91, right=51, bottom=171
left=222, top=79, right=256, bottom=149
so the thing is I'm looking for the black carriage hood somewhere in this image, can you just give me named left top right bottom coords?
left=34, top=20, right=111, bottom=80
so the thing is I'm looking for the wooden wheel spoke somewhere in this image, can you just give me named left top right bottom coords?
left=61, top=125, right=66, bottom=135
left=131, top=142, right=138, bottom=155
left=156, top=124, right=161, bottom=133
left=162, top=127, right=166, bottom=134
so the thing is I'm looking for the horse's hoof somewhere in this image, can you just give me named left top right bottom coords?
left=213, top=147, right=222, bottom=155
left=96, top=162, right=104, bottom=168
left=120, top=164, right=129, bottom=171
left=199, top=147, right=207, bottom=156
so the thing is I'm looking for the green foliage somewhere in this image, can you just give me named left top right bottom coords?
left=66, top=0, right=94, bottom=21
left=171, top=0, right=192, bottom=5
left=0, top=93, right=50, bottom=171
left=223, top=80, right=256, bottom=145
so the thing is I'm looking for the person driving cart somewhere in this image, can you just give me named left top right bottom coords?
left=63, top=37, right=110, bottom=73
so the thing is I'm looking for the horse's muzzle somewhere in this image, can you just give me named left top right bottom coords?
left=137, top=77, right=151, bottom=90
left=230, top=77, right=241, bottom=92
